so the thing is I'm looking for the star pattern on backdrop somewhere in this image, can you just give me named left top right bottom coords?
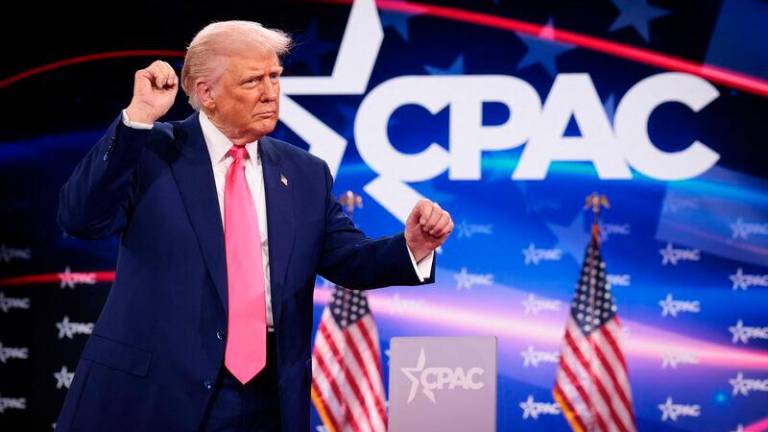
left=546, top=211, right=590, bottom=263
left=380, top=8, right=425, bottom=41
left=657, top=397, right=679, bottom=421
left=729, top=372, right=750, bottom=396
left=609, top=0, right=669, bottom=42
left=516, top=19, right=575, bottom=76
left=54, top=365, right=74, bottom=389
left=425, top=54, right=465, bottom=75
left=286, top=20, right=338, bottom=75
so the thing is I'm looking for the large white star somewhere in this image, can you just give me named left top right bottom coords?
left=279, top=0, right=433, bottom=225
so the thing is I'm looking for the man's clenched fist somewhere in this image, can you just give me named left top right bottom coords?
left=405, top=199, right=453, bottom=262
left=125, top=60, right=178, bottom=124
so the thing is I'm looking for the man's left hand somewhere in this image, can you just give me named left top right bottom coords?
left=405, top=199, right=453, bottom=262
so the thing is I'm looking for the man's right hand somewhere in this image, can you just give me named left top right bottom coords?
left=125, top=60, right=179, bottom=124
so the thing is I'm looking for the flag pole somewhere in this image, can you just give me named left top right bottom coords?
left=339, top=190, right=364, bottom=221
left=584, top=192, right=610, bottom=242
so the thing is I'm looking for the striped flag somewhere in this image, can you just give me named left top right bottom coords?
left=553, top=225, right=637, bottom=432
left=311, top=284, right=388, bottom=432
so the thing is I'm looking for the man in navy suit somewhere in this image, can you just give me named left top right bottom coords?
left=55, top=21, right=452, bottom=432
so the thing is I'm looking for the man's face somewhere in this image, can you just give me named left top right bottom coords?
left=210, top=51, right=282, bottom=142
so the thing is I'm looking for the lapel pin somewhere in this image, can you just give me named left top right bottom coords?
left=280, top=174, right=288, bottom=187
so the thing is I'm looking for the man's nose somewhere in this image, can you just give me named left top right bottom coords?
left=262, top=79, right=278, bottom=101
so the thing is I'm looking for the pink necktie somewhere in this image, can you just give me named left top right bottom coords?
left=224, top=146, right=267, bottom=384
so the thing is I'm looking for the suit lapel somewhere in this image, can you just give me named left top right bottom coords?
left=259, top=136, right=295, bottom=327
left=169, top=114, right=229, bottom=313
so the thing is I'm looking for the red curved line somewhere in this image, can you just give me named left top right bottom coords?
left=320, top=0, right=768, bottom=97
left=0, top=271, right=115, bottom=286
left=3, top=5, right=766, bottom=97
left=0, top=50, right=185, bottom=89
left=745, top=417, right=768, bottom=432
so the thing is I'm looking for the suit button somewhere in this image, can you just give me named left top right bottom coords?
left=204, top=380, right=213, bottom=390
left=216, top=330, right=224, bottom=340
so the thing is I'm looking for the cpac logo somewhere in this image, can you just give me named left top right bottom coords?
left=522, top=243, right=562, bottom=265
left=0, top=395, right=26, bottom=413
left=662, top=197, right=699, bottom=214
left=730, top=268, right=768, bottom=290
left=456, top=220, right=493, bottom=239
left=519, top=395, right=560, bottom=420
left=730, top=372, right=768, bottom=397
left=58, top=266, right=97, bottom=289
left=0, top=342, right=28, bottom=363
left=659, top=293, right=700, bottom=317
left=56, top=316, right=94, bottom=339
left=729, top=320, right=768, bottom=344
left=523, top=293, right=561, bottom=315
left=659, top=243, right=700, bottom=266
left=0, top=244, right=31, bottom=263
left=454, top=267, right=494, bottom=290
left=401, top=348, right=485, bottom=403
left=599, top=223, right=630, bottom=242
left=658, top=397, right=700, bottom=422
left=0, top=292, right=30, bottom=313
left=520, top=346, right=559, bottom=368
left=389, top=293, right=425, bottom=316
left=660, top=351, right=699, bottom=369
left=730, top=218, right=768, bottom=240
left=279, top=0, right=720, bottom=224
left=607, top=274, right=631, bottom=287
left=357, top=73, right=719, bottom=183
left=54, top=366, right=75, bottom=390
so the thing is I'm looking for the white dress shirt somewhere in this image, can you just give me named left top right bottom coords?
left=121, top=110, right=433, bottom=328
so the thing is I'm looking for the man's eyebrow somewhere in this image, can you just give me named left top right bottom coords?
left=245, top=66, right=283, bottom=74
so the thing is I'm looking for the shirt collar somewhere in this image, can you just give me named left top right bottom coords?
left=198, top=111, right=259, bottom=164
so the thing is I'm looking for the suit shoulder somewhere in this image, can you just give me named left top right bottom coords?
left=265, top=136, right=328, bottom=170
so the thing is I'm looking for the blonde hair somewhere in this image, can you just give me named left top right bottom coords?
left=181, top=21, right=292, bottom=110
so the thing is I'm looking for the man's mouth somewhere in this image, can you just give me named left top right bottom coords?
left=255, top=111, right=276, bottom=118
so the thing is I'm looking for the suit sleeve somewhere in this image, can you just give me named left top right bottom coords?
left=58, top=113, right=150, bottom=239
left=316, top=163, right=435, bottom=289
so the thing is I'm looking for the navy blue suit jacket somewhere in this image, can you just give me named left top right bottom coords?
left=55, top=113, right=433, bottom=431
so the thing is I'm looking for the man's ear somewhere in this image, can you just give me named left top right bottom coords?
left=196, top=80, right=216, bottom=111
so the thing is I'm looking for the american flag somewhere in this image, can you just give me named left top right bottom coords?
left=311, top=284, right=388, bottom=432
left=553, top=226, right=637, bottom=432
